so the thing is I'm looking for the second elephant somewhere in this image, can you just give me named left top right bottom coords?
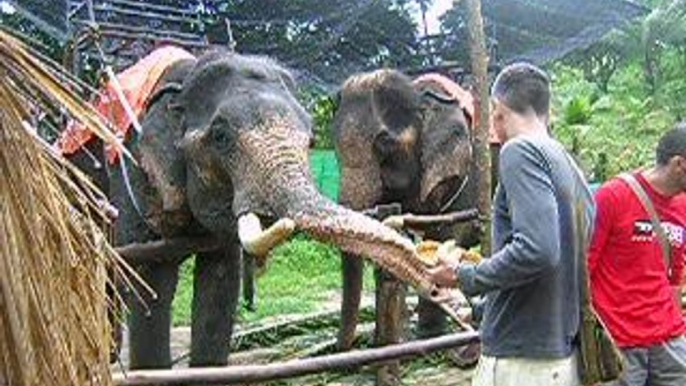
left=332, top=69, right=482, bottom=349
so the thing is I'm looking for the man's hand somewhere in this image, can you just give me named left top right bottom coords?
left=428, top=263, right=459, bottom=288
left=428, top=249, right=464, bottom=288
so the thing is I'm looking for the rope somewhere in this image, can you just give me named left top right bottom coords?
left=84, top=0, right=154, bottom=233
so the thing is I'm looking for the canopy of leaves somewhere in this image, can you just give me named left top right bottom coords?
left=204, top=0, right=422, bottom=85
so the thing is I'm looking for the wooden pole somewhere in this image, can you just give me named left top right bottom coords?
left=115, top=236, right=219, bottom=264
left=383, top=208, right=480, bottom=230
left=113, top=331, right=480, bottom=385
left=465, top=0, right=492, bottom=256
left=368, top=205, right=407, bottom=386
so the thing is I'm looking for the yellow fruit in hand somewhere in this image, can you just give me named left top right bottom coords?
left=416, top=239, right=482, bottom=267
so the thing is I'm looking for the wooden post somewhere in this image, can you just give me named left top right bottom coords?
left=366, top=204, right=407, bottom=386
left=465, top=0, right=493, bottom=256
left=374, top=268, right=407, bottom=386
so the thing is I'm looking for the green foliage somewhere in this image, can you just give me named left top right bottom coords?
left=172, top=234, right=375, bottom=326
left=172, top=256, right=195, bottom=326
left=562, top=96, right=594, bottom=126
left=214, top=0, right=422, bottom=81
left=241, top=234, right=374, bottom=323
left=299, top=88, right=338, bottom=150
left=311, top=95, right=337, bottom=149
left=551, top=61, right=680, bottom=181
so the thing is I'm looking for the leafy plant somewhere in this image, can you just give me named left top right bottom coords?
left=311, top=94, right=337, bottom=149
left=563, top=95, right=594, bottom=126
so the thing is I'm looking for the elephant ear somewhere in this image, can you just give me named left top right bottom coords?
left=417, top=84, right=473, bottom=208
left=136, top=59, right=196, bottom=236
left=334, top=99, right=384, bottom=210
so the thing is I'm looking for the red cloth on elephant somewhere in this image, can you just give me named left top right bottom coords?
left=55, top=46, right=194, bottom=163
left=412, top=73, right=500, bottom=144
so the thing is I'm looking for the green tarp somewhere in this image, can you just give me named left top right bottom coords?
left=309, top=149, right=340, bottom=202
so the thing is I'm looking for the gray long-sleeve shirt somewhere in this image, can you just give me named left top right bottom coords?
left=458, top=134, right=595, bottom=358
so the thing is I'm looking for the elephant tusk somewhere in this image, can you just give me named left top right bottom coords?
left=238, top=213, right=296, bottom=257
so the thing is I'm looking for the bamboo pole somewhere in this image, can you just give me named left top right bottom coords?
left=114, top=331, right=480, bottom=386
left=465, top=0, right=492, bottom=256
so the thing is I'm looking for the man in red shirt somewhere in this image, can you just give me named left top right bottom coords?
left=589, top=123, right=686, bottom=385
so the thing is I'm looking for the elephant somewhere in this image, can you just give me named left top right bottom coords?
left=66, top=50, right=449, bottom=370
left=332, top=69, right=482, bottom=350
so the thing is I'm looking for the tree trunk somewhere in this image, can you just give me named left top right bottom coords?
left=465, top=0, right=492, bottom=256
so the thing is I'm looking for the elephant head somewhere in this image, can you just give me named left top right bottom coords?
left=135, top=52, right=443, bottom=301
left=333, top=69, right=474, bottom=214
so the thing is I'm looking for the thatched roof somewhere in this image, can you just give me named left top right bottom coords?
left=0, top=28, right=137, bottom=386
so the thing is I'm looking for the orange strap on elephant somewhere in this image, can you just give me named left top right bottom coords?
left=413, top=73, right=499, bottom=144
left=55, top=45, right=194, bottom=163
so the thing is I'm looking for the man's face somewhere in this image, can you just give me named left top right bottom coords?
left=671, top=155, right=686, bottom=192
left=490, top=98, right=512, bottom=143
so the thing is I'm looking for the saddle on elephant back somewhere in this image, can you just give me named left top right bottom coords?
left=55, top=46, right=194, bottom=163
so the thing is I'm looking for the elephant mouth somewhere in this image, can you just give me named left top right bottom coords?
left=424, top=175, right=469, bottom=213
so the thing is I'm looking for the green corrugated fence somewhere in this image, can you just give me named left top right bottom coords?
left=309, top=149, right=340, bottom=202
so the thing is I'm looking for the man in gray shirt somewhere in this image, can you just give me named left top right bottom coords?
left=430, top=63, right=594, bottom=386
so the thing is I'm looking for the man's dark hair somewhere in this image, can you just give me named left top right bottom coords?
left=656, top=122, right=686, bottom=165
left=491, top=62, right=550, bottom=117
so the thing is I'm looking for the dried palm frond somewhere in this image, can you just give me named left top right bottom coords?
left=0, top=29, right=138, bottom=386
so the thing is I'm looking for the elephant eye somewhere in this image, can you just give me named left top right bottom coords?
left=210, top=119, right=236, bottom=150
left=453, top=124, right=467, bottom=138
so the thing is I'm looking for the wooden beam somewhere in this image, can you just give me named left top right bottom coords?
left=384, top=208, right=480, bottom=230
left=115, top=236, right=219, bottom=264
left=113, top=331, right=480, bottom=385
left=72, top=20, right=204, bottom=42
left=107, top=0, right=197, bottom=17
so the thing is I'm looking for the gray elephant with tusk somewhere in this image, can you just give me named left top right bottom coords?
left=331, top=69, right=483, bottom=350
left=65, top=50, right=451, bottom=370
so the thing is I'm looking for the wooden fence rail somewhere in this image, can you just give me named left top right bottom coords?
left=113, top=331, right=480, bottom=385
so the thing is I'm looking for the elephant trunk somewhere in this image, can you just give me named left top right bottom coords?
left=275, top=177, right=439, bottom=300
left=235, top=120, right=442, bottom=300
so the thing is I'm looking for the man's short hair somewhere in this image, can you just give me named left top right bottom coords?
left=656, top=122, right=686, bottom=165
left=491, top=62, right=550, bottom=117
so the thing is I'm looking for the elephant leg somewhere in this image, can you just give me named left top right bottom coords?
left=190, top=241, right=240, bottom=367
left=128, top=261, right=179, bottom=370
left=417, top=298, right=448, bottom=338
left=337, top=252, right=364, bottom=351
left=241, top=250, right=257, bottom=312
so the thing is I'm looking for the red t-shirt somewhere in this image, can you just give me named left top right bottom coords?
left=589, top=172, right=686, bottom=348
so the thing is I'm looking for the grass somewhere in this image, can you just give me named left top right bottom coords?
left=172, top=234, right=375, bottom=326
